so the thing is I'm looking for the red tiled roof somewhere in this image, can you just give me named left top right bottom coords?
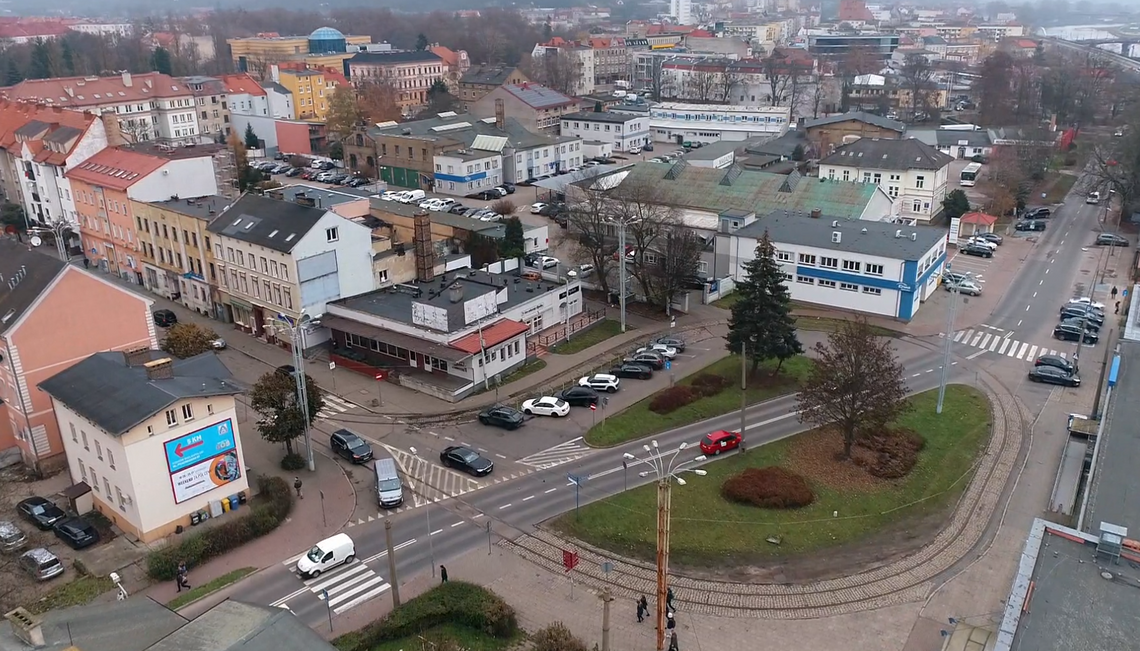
left=0, top=99, right=97, bottom=166
left=961, top=211, right=997, bottom=226
left=217, top=73, right=267, bottom=97
left=0, top=20, right=72, bottom=39
left=430, top=45, right=459, bottom=67
left=65, top=147, right=166, bottom=190
left=3, top=72, right=192, bottom=108
left=1012, top=39, right=1038, bottom=48
left=450, top=320, right=529, bottom=354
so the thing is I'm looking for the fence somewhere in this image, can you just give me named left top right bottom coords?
left=703, top=277, right=736, bottom=304
left=525, top=308, right=607, bottom=355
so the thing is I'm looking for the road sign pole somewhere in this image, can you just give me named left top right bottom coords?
left=319, top=589, right=332, bottom=632
left=384, top=519, right=401, bottom=607
left=329, top=360, right=337, bottom=393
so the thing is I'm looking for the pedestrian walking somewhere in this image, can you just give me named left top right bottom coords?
left=666, top=587, right=675, bottom=610
left=1112, top=286, right=1119, bottom=299
left=1116, top=301, right=1121, bottom=315
left=666, top=610, right=676, bottom=630
left=636, top=597, right=646, bottom=623
left=293, top=477, right=303, bottom=499
left=669, top=632, right=679, bottom=651
left=638, top=595, right=648, bottom=622
left=440, top=565, right=448, bottom=583
left=82, top=258, right=90, bottom=269
left=176, top=561, right=190, bottom=592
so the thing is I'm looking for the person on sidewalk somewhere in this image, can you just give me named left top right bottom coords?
left=176, top=561, right=190, bottom=592
left=1117, top=301, right=1121, bottom=315
left=667, top=586, right=675, bottom=611
left=440, top=565, right=448, bottom=583
left=294, top=477, right=303, bottom=499
left=636, top=597, right=646, bottom=623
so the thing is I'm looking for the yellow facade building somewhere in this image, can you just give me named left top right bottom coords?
left=228, top=27, right=371, bottom=78
left=278, top=69, right=331, bottom=120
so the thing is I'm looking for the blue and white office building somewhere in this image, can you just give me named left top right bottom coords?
left=559, top=111, right=650, bottom=153
left=716, top=209, right=947, bottom=321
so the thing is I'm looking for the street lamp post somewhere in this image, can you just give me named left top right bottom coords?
left=618, top=219, right=629, bottom=333
left=409, top=447, right=437, bottom=577
left=937, top=265, right=960, bottom=415
left=277, top=312, right=316, bottom=471
left=623, top=442, right=707, bottom=651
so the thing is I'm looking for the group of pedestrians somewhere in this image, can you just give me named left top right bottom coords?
left=636, top=588, right=679, bottom=650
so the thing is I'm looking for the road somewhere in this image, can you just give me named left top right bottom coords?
left=234, top=341, right=953, bottom=627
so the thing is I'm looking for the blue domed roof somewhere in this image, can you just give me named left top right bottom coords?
left=310, top=27, right=345, bottom=40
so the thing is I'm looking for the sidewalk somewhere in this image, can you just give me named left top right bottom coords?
left=131, top=398, right=357, bottom=607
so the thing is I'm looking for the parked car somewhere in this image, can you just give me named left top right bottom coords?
left=19, top=548, right=63, bottom=581
left=1059, top=317, right=1100, bottom=333
left=275, top=364, right=297, bottom=376
left=942, top=270, right=972, bottom=285
left=973, top=232, right=1003, bottom=245
left=540, top=256, right=560, bottom=269
left=448, top=204, right=469, bottom=214
left=53, top=517, right=99, bottom=550
left=579, top=374, right=620, bottom=393
left=1015, top=219, right=1047, bottom=232
left=609, top=363, right=653, bottom=380
left=628, top=146, right=642, bottom=154
left=330, top=429, right=374, bottom=464
left=965, top=237, right=997, bottom=251
left=960, top=242, right=994, bottom=258
left=285, top=167, right=303, bottom=177
left=567, top=264, right=594, bottom=278
left=530, top=202, right=548, bottom=214
left=1065, top=297, right=1106, bottom=311
left=1022, top=207, right=1051, bottom=219
left=17, top=496, right=66, bottom=531
left=0, top=520, right=27, bottom=552
left=1054, top=323, right=1099, bottom=344
left=1059, top=305, right=1105, bottom=324
left=652, top=335, right=686, bottom=352
left=1028, top=365, right=1081, bottom=387
left=945, top=279, right=982, bottom=296
left=556, top=386, right=600, bottom=406
left=521, top=396, right=571, bottom=417
left=380, top=191, right=402, bottom=201
left=1035, top=354, right=1075, bottom=375
left=1095, top=233, right=1129, bottom=247
left=700, top=430, right=743, bottom=456
left=210, top=337, right=227, bottom=350
left=477, top=406, right=525, bottom=430
left=497, top=183, right=516, bottom=194
left=1086, top=191, right=1101, bottom=205
left=152, top=309, right=177, bottom=328
left=637, top=343, right=677, bottom=359
left=624, top=352, right=665, bottom=370
left=440, top=446, right=494, bottom=476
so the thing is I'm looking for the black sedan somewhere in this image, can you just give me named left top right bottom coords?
left=1054, top=323, right=1098, bottom=344
left=1028, top=365, right=1080, bottom=387
left=477, top=406, right=525, bottom=430
left=152, top=309, right=177, bottom=328
left=609, top=363, right=653, bottom=380
left=53, top=517, right=99, bottom=550
left=974, top=232, right=1003, bottom=245
left=440, top=446, right=494, bottom=476
left=1035, top=354, right=1075, bottom=375
left=960, top=242, right=993, bottom=258
left=557, top=386, right=600, bottom=407
left=1059, top=306, right=1105, bottom=324
left=1059, top=317, right=1100, bottom=332
left=17, top=497, right=66, bottom=531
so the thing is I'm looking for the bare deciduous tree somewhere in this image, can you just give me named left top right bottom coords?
left=683, top=69, right=720, bottom=103
left=899, top=53, right=936, bottom=119
left=525, top=48, right=581, bottom=96
left=566, top=186, right=619, bottom=297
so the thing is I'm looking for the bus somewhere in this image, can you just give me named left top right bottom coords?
left=960, top=162, right=983, bottom=187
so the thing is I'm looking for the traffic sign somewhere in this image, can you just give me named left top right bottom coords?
left=563, top=549, right=579, bottom=572
left=590, top=403, right=597, bottom=411
left=329, top=361, right=336, bottom=370
left=374, top=370, right=387, bottom=381
left=665, top=359, right=672, bottom=371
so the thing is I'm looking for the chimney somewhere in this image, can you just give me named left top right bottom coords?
left=121, top=70, right=132, bottom=87
left=448, top=282, right=464, bottom=303
left=810, top=209, right=821, bottom=219
left=144, top=358, right=175, bottom=380
left=122, top=347, right=152, bottom=367
left=102, top=111, right=127, bottom=147
left=495, top=98, right=505, bottom=130
left=5, top=608, right=45, bottom=647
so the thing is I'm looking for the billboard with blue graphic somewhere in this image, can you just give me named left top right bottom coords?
left=164, top=419, right=236, bottom=473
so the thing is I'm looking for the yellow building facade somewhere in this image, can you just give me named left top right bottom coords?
left=278, top=69, right=331, bottom=120
left=228, top=29, right=371, bottom=76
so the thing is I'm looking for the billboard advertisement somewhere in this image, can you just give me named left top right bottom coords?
left=164, top=420, right=242, bottom=504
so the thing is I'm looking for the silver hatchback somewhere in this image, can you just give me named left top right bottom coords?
left=19, top=548, right=64, bottom=581
left=0, top=520, right=27, bottom=552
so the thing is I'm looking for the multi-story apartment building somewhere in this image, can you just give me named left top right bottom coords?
left=589, top=37, right=628, bottom=85
left=819, top=138, right=953, bottom=224
left=346, top=51, right=447, bottom=115
left=2, top=72, right=201, bottom=144
left=276, top=68, right=334, bottom=121
left=0, top=239, right=156, bottom=472
left=470, top=83, right=578, bottom=132
left=432, top=147, right=504, bottom=197
left=0, top=102, right=120, bottom=237
left=68, top=144, right=222, bottom=284
left=560, top=111, right=650, bottom=152
left=531, top=38, right=596, bottom=96
left=181, top=75, right=232, bottom=142
left=206, top=194, right=373, bottom=345
left=133, top=195, right=231, bottom=318
left=457, top=66, right=529, bottom=111
left=804, top=31, right=900, bottom=61
left=217, top=73, right=277, bottom=118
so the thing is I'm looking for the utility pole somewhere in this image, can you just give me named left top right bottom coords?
left=281, top=313, right=316, bottom=471
left=739, top=340, right=747, bottom=438
left=655, top=478, right=671, bottom=651
left=936, top=267, right=959, bottom=415
left=619, top=220, right=628, bottom=333
left=384, top=519, right=401, bottom=607
left=599, top=589, right=615, bottom=651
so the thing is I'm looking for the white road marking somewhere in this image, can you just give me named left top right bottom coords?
left=523, top=495, right=535, bottom=501
left=979, top=333, right=993, bottom=349
left=970, top=331, right=985, bottom=347
left=1027, top=345, right=1039, bottom=359
left=989, top=336, right=1001, bottom=352
left=954, top=330, right=968, bottom=343
left=451, top=521, right=463, bottom=528
left=333, top=584, right=391, bottom=615
left=999, top=339, right=1012, bottom=354
left=430, top=529, right=443, bottom=536
left=545, top=488, right=558, bottom=494
left=966, top=349, right=988, bottom=360
left=499, top=503, right=512, bottom=509
left=1016, top=343, right=1029, bottom=359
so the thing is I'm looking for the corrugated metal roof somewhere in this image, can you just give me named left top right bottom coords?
left=471, top=135, right=507, bottom=152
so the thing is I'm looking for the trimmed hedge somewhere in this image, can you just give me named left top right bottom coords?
left=648, top=373, right=732, bottom=415
left=334, top=582, right=518, bottom=651
left=721, top=467, right=815, bottom=509
left=146, top=474, right=294, bottom=580
left=690, top=373, right=731, bottom=397
left=854, top=428, right=924, bottom=479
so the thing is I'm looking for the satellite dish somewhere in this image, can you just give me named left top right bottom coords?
left=29, top=236, right=42, bottom=247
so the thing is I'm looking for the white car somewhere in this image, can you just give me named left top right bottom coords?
left=966, top=237, right=997, bottom=251
left=530, top=202, right=548, bottom=214
left=380, top=191, right=402, bottom=201
left=1066, top=297, right=1106, bottom=311
left=316, top=172, right=337, bottom=182
left=419, top=199, right=443, bottom=210
left=579, top=374, right=620, bottom=393
left=567, top=264, right=594, bottom=278
left=628, top=146, right=642, bottom=154
left=637, top=343, right=677, bottom=359
left=521, top=396, right=571, bottom=417
left=541, top=256, right=560, bottom=269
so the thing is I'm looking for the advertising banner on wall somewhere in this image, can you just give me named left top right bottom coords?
left=164, top=419, right=242, bottom=504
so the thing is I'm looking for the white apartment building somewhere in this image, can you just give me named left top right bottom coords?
left=39, top=350, right=247, bottom=543
left=649, top=103, right=790, bottom=144
left=669, top=0, right=693, bottom=25
left=68, top=21, right=133, bottom=37
left=207, top=193, right=374, bottom=347
left=560, top=111, right=651, bottom=152
left=531, top=41, right=596, bottom=96
left=508, top=136, right=584, bottom=183
left=716, top=209, right=947, bottom=321
left=433, top=148, right=503, bottom=197
left=819, top=138, right=953, bottom=224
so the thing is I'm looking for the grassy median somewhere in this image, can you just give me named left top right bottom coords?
left=557, top=385, right=991, bottom=565
left=551, top=319, right=627, bottom=355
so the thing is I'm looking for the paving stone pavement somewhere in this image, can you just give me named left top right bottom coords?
left=499, top=371, right=1025, bottom=619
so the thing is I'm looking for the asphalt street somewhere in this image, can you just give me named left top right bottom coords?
left=235, top=341, right=953, bottom=627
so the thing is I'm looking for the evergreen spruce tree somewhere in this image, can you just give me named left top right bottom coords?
left=244, top=123, right=260, bottom=149
left=725, top=230, right=803, bottom=375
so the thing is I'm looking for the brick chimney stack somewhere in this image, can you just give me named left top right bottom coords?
left=102, top=111, right=127, bottom=147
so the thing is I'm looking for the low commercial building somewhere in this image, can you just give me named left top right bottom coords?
left=323, top=267, right=583, bottom=401
left=648, top=103, right=790, bottom=145
left=457, top=66, right=529, bottom=111
left=560, top=111, right=650, bottom=152
left=433, top=146, right=504, bottom=197
left=819, top=137, right=953, bottom=224
left=39, top=350, right=246, bottom=542
left=717, top=209, right=947, bottom=321
left=470, top=83, right=579, bottom=132
left=803, top=111, right=906, bottom=155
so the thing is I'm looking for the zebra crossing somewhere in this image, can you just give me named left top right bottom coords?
left=316, top=394, right=357, bottom=422
left=272, top=550, right=393, bottom=615
left=952, top=328, right=1077, bottom=361
left=516, top=437, right=594, bottom=470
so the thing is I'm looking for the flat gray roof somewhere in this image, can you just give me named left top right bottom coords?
left=1085, top=342, right=1140, bottom=532
left=147, top=195, right=232, bottom=221
left=734, top=210, right=944, bottom=261
left=561, top=111, right=643, bottom=124
left=272, top=184, right=369, bottom=207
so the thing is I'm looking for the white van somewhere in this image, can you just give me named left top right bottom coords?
left=375, top=458, right=404, bottom=508
left=296, top=533, right=355, bottom=578
left=1086, top=191, right=1101, bottom=205
left=398, top=189, right=426, bottom=204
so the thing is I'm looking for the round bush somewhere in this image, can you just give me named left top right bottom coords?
left=854, top=428, right=923, bottom=479
left=721, top=467, right=815, bottom=509
left=280, top=453, right=306, bottom=471
left=690, top=373, right=730, bottom=397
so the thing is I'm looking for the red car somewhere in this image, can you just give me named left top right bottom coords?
left=700, top=430, right=742, bottom=455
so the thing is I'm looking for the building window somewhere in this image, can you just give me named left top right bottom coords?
left=82, top=431, right=89, bottom=450
left=915, top=175, right=925, bottom=189
left=78, top=459, right=86, bottom=482
left=842, top=260, right=861, bottom=272
left=912, top=199, right=923, bottom=212
left=91, top=470, right=99, bottom=492
left=95, top=440, right=103, bottom=460
left=70, top=423, right=77, bottom=443
left=842, top=169, right=850, bottom=181
left=166, top=409, right=177, bottom=426
left=116, top=486, right=126, bottom=510
left=104, top=477, right=112, bottom=497
left=863, top=286, right=882, bottom=296
left=797, top=253, right=816, bottom=265
left=818, top=279, right=837, bottom=288
left=866, top=263, right=884, bottom=276
left=326, top=227, right=339, bottom=242
left=796, top=275, right=814, bottom=284
left=108, top=449, right=115, bottom=469
left=182, top=404, right=194, bottom=421
left=839, top=282, right=859, bottom=292
left=207, top=404, right=214, bottom=415
left=776, top=251, right=792, bottom=262
left=819, top=256, right=838, bottom=269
